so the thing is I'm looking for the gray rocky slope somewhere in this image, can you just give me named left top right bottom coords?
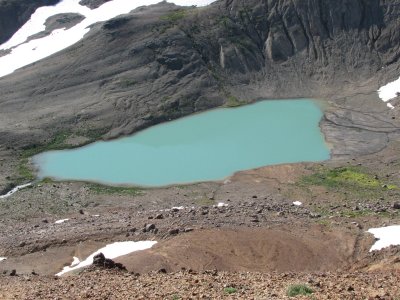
left=0, top=0, right=400, bottom=161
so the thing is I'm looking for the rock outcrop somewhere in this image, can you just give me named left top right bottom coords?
left=92, top=253, right=126, bottom=270
left=79, top=0, right=111, bottom=9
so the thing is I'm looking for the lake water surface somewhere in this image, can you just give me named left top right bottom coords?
left=34, top=99, right=330, bottom=186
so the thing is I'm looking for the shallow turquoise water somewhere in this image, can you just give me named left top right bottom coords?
left=34, top=99, right=330, bottom=186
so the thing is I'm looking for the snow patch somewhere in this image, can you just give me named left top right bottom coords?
left=56, top=240, right=157, bottom=276
left=55, top=218, right=69, bottom=224
left=0, top=183, right=32, bottom=199
left=293, top=201, right=302, bottom=206
left=367, top=225, right=400, bottom=252
left=171, top=206, right=185, bottom=210
left=162, top=206, right=185, bottom=212
left=387, top=103, right=395, bottom=109
left=378, top=77, right=400, bottom=109
left=378, top=77, right=400, bottom=102
left=0, top=257, right=7, bottom=262
left=217, top=202, right=228, bottom=207
left=0, top=0, right=216, bottom=78
left=71, top=256, right=80, bottom=267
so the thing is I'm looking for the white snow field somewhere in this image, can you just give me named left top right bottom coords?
left=56, top=240, right=157, bottom=276
left=368, top=225, right=400, bottom=252
left=0, top=0, right=216, bottom=78
left=378, top=76, right=400, bottom=109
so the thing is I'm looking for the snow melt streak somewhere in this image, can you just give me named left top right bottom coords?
left=56, top=241, right=157, bottom=276
left=0, top=0, right=216, bottom=78
left=0, top=183, right=32, bottom=199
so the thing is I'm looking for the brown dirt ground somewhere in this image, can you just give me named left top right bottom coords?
left=116, top=227, right=357, bottom=274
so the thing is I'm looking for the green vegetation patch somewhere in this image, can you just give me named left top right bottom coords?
left=225, top=95, right=243, bottom=107
left=340, top=208, right=374, bottom=218
left=316, top=219, right=331, bottom=226
left=194, top=197, right=215, bottom=206
left=157, top=9, right=189, bottom=34
left=39, top=177, right=56, bottom=184
left=17, top=158, right=35, bottom=181
left=224, top=287, right=237, bottom=294
left=287, top=284, right=313, bottom=297
left=17, top=128, right=109, bottom=182
left=160, top=9, right=187, bottom=24
left=17, top=132, right=74, bottom=181
left=88, top=183, right=142, bottom=196
left=300, top=166, right=397, bottom=190
left=21, top=131, right=72, bottom=159
left=218, top=15, right=232, bottom=29
left=21, top=127, right=109, bottom=159
left=77, top=127, right=109, bottom=142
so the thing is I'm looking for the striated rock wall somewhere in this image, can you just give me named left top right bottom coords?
left=183, top=0, right=400, bottom=97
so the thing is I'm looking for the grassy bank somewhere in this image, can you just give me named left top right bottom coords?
left=283, top=164, right=400, bottom=220
left=16, top=129, right=108, bottom=183
left=88, top=183, right=142, bottom=196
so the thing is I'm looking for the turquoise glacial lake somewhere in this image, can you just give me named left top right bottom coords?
left=34, top=99, right=330, bottom=187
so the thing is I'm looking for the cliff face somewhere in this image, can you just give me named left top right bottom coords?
left=184, top=0, right=399, bottom=93
left=0, top=0, right=61, bottom=44
left=0, top=0, right=399, bottom=148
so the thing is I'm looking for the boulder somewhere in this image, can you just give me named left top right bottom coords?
left=93, top=253, right=126, bottom=270
left=145, top=224, right=156, bottom=232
